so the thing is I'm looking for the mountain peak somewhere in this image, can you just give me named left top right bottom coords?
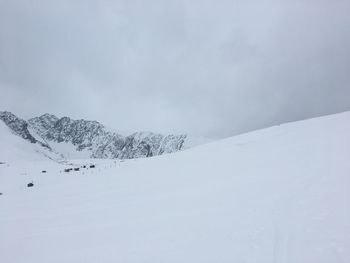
left=0, top=110, right=38, bottom=144
left=37, top=113, right=59, bottom=122
left=0, top=111, right=18, bottom=120
left=1, top=111, right=189, bottom=161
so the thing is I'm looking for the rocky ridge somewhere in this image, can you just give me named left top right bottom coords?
left=0, top=111, right=50, bottom=149
left=0, top=111, right=187, bottom=160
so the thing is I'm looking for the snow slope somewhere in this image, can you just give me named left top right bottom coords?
left=0, top=112, right=349, bottom=263
left=0, top=122, right=64, bottom=163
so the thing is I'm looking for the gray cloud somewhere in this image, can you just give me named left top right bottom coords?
left=1, top=0, right=350, bottom=138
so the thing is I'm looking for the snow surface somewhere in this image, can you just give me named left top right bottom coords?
left=0, top=112, right=350, bottom=263
left=0, top=122, right=63, bottom=163
left=182, top=135, right=212, bottom=149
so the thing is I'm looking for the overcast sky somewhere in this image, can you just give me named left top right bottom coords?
left=1, top=0, right=349, bottom=138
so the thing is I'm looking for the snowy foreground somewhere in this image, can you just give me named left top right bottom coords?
left=1, top=112, right=350, bottom=263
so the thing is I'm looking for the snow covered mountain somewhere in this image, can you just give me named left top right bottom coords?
left=0, top=118, right=64, bottom=163
left=1, top=111, right=349, bottom=262
left=0, top=111, right=190, bottom=160
left=0, top=111, right=49, bottom=148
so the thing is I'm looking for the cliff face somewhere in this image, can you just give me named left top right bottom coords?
left=0, top=111, right=51, bottom=149
left=0, top=111, right=187, bottom=160
left=0, top=111, right=38, bottom=144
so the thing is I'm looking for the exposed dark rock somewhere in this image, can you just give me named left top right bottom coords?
left=0, top=111, right=37, bottom=143
left=0, top=111, right=51, bottom=149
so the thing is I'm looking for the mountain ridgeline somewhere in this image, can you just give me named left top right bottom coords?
left=0, top=111, right=187, bottom=160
